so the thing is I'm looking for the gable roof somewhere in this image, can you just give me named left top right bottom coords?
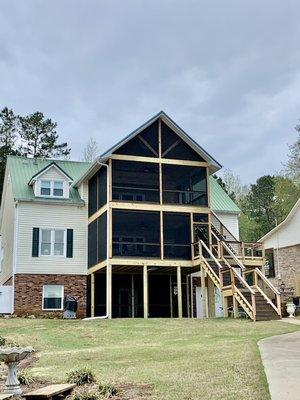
left=259, top=197, right=300, bottom=242
left=210, top=176, right=241, bottom=214
left=6, top=156, right=91, bottom=205
left=101, top=111, right=222, bottom=173
left=28, top=161, right=73, bottom=185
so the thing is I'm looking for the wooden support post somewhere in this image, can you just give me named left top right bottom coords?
left=91, top=273, right=95, bottom=317
left=106, top=264, right=112, bottom=319
left=223, top=296, right=229, bottom=317
left=169, top=275, right=173, bottom=318
left=131, top=274, right=135, bottom=318
left=177, top=266, right=183, bottom=318
left=186, top=274, right=190, bottom=318
left=200, top=265, right=207, bottom=318
left=143, top=265, right=148, bottom=318
left=207, top=276, right=215, bottom=318
left=233, top=296, right=239, bottom=319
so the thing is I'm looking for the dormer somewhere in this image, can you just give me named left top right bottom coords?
left=28, top=162, right=73, bottom=199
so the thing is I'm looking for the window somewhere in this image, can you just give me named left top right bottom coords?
left=43, top=285, right=64, bottom=310
left=265, top=250, right=275, bottom=278
left=40, top=180, right=65, bottom=197
left=40, top=229, right=66, bottom=256
left=41, top=180, right=51, bottom=196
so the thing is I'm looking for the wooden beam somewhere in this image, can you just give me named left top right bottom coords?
left=106, top=264, right=112, bottom=319
left=169, top=275, right=173, bottom=317
left=110, top=201, right=210, bottom=214
left=200, top=265, right=207, bottom=318
left=110, top=154, right=209, bottom=167
left=177, top=266, right=183, bottom=318
left=143, top=265, right=148, bottom=318
left=91, top=273, right=95, bottom=317
left=88, top=204, right=107, bottom=224
left=186, top=274, right=190, bottom=318
left=160, top=210, right=164, bottom=260
left=233, top=296, right=239, bottom=319
left=207, top=276, right=215, bottom=318
left=131, top=274, right=135, bottom=318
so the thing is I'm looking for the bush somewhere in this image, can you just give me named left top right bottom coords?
left=0, top=336, right=6, bottom=346
left=71, top=389, right=99, bottom=400
left=18, top=369, right=35, bottom=386
left=98, top=384, right=118, bottom=398
left=67, top=367, right=96, bottom=386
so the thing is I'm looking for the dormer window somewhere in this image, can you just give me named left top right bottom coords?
left=40, top=180, right=65, bottom=197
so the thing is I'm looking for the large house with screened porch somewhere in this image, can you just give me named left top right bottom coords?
left=0, top=112, right=282, bottom=321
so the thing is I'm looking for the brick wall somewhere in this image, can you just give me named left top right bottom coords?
left=13, top=274, right=87, bottom=318
left=271, top=244, right=300, bottom=301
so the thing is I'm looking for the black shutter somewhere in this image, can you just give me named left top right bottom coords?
left=32, top=228, right=39, bottom=257
left=67, top=229, right=73, bottom=258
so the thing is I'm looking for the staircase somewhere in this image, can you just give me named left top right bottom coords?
left=192, top=238, right=282, bottom=322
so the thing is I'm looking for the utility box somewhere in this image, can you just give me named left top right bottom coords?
left=63, top=295, right=78, bottom=319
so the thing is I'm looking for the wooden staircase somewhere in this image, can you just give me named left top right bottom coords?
left=192, top=238, right=282, bottom=322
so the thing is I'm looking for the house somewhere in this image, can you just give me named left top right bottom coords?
left=0, top=111, right=281, bottom=321
left=0, top=157, right=90, bottom=317
left=260, top=198, right=300, bottom=305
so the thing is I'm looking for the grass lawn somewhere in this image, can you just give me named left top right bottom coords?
left=0, top=318, right=299, bottom=400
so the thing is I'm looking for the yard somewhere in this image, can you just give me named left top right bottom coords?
left=0, top=318, right=299, bottom=400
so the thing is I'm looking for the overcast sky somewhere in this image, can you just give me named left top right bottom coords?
left=1, top=1, right=299, bottom=183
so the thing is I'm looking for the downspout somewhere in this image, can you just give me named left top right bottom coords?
left=83, top=161, right=110, bottom=321
left=11, top=201, right=19, bottom=314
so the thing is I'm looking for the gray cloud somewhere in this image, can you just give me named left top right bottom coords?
left=0, top=0, right=299, bottom=182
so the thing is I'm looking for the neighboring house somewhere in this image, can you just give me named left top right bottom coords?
left=260, top=198, right=300, bottom=304
left=0, top=157, right=90, bottom=317
left=0, top=111, right=278, bottom=321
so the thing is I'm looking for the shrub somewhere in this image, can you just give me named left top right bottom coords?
left=0, top=336, right=6, bottom=346
left=18, top=369, right=35, bottom=386
left=71, top=389, right=99, bottom=400
left=98, top=384, right=118, bottom=398
left=67, top=367, right=96, bottom=386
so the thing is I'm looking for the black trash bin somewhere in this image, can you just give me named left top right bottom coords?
left=63, top=295, right=78, bottom=319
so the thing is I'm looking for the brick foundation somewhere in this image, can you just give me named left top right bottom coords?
left=13, top=274, right=87, bottom=318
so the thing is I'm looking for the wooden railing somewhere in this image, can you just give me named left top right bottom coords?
left=244, top=268, right=281, bottom=317
left=210, top=212, right=264, bottom=262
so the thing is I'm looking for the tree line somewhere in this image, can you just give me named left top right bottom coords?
left=215, top=124, right=300, bottom=241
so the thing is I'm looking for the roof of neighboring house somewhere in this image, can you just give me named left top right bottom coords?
left=210, top=176, right=241, bottom=214
left=6, top=156, right=91, bottom=205
left=259, top=197, right=300, bottom=243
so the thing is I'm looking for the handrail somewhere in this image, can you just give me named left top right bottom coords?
left=233, top=286, right=254, bottom=319
left=222, top=257, right=255, bottom=295
left=253, top=267, right=281, bottom=295
left=211, top=231, right=246, bottom=271
left=201, top=257, right=221, bottom=284
left=200, top=240, right=224, bottom=271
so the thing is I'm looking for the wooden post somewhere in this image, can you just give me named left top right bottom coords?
left=169, top=275, right=173, bottom=318
left=200, top=265, right=207, bottom=318
left=91, top=273, right=95, bottom=317
left=106, top=264, right=112, bottom=319
left=131, top=274, right=135, bottom=318
left=143, top=265, right=148, bottom=318
left=186, top=274, right=190, bottom=318
left=207, top=276, right=215, bottom=318
left=177, top=266, right=183, bottom=318
left=233, top=296, right=239, bottom=318
left=223, top=295, right=229, bottom=317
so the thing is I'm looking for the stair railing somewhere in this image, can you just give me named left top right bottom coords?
left=244, top=268, right=281, bottom=317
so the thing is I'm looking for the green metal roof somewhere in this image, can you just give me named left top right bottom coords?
left=6, top=156, right=240, bottom=212
left=7, top=156, right=92, bottom=205
left=210, top=176, right=241, bottom=213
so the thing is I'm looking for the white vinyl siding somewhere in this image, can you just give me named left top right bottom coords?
left=214, top=212, right=240, bottom=240
left=16, top=201, right=87, bottom=275
left=33, top=166, right=70, bottom=198
left=0, top=175, right=15, bottom=284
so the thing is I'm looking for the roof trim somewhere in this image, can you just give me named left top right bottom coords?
left=28, top=161, right=73, bottom=185
left=259, top=197, right=300, bottom=242
left=101, top=111, right=222, bottom=172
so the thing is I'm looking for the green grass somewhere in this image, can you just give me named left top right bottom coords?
left=0, top=318, right=299, bottom=400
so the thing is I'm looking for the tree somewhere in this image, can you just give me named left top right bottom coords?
left=82, top=137, right=99, bottom=162
left=0, top=108, right=19, bottom=197
left=284, top=122, right=300, bottom=184
left=272, top=176, right=300, bottom=223
left=18, top=112, right=71, bottom=158
left=240, top=175, right=276, bottom=240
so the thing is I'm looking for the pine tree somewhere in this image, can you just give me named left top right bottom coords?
left=284, top=122, right=300, bottom=185
left=19, top=112, right=71, bottom=158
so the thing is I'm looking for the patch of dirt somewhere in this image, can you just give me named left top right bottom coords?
left=70, top=383, right=154, bottom=400
left=19, top=352, right=39, bottom=370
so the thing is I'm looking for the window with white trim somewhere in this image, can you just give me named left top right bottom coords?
left=40, top=229, right=66, bottom=256
left=42, top=285, right=64, bottom=310
left=40, top=180, right=65, bottom=197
